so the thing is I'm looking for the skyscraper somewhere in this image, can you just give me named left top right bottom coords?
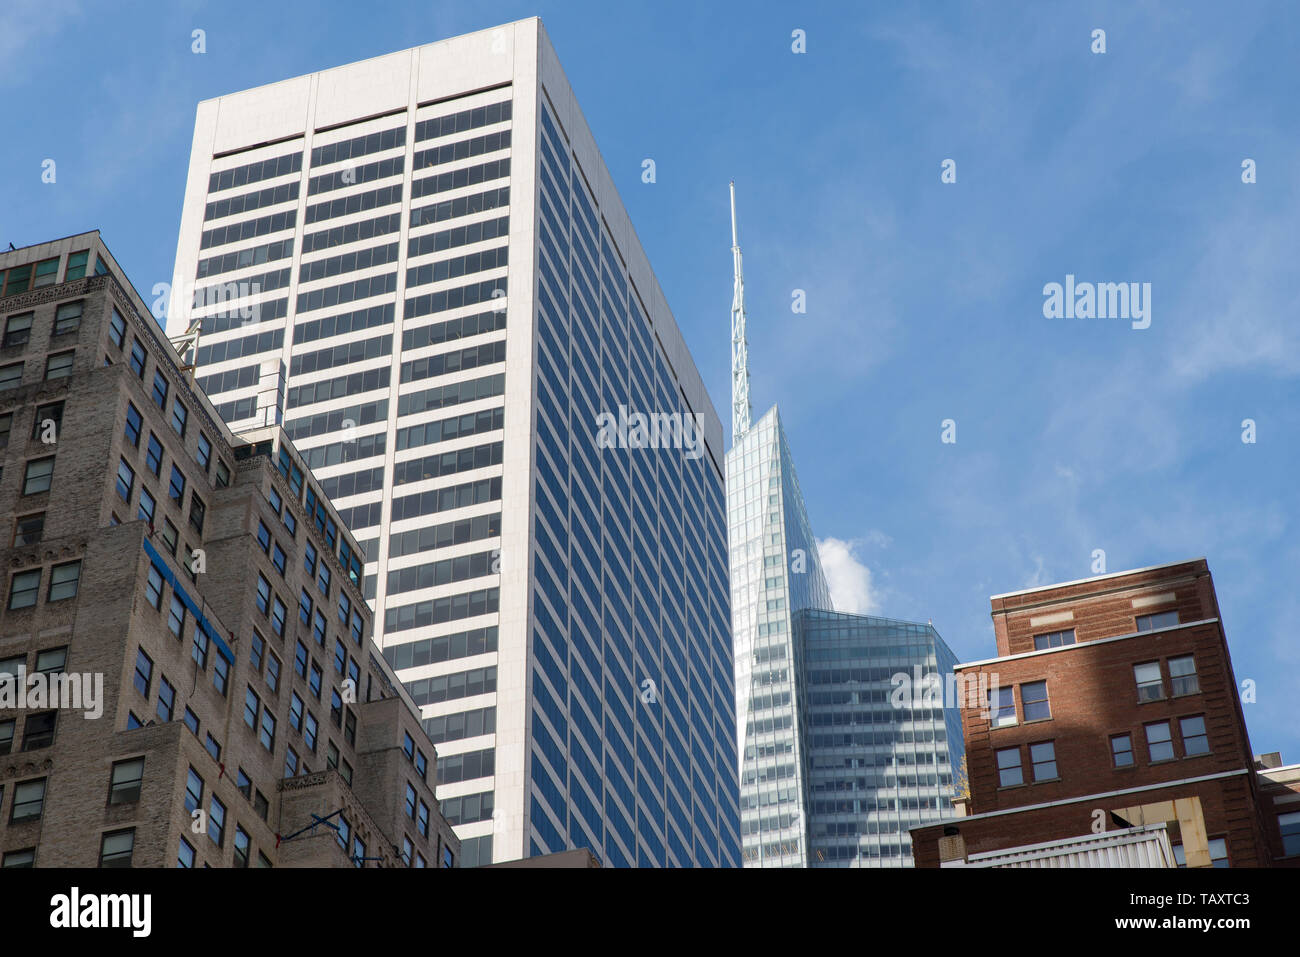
left=726, top=189, right=962, bottom=867
left=168, top=18, right=740, bottom=867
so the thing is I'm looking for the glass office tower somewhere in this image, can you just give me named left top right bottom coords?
left=794, top=609, right=964, bottom=867
left=169, top=18, right=740, bottom=867
left=728, top=404, right=833, bottom=866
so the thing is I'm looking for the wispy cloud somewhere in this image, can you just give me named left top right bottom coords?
left=817, top=537, right=878, bottom=614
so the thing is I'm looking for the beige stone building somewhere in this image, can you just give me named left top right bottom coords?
left=0, top=231, right=458, bottom=867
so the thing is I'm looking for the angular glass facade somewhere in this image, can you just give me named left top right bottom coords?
left=728, top=407, right=963, bottom=867
left=795, top=609, right=964, bottom=867
left=727, top=405, right=833, bottom=866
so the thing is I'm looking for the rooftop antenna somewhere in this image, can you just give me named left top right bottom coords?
left=730, top=180, right=752, bottom=443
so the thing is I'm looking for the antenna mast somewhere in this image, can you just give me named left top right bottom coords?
left=730, top=181, right=752, bottom=442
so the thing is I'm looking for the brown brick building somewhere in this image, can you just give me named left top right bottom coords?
left=0, top=231, right=458, bottom=867
left=911, top=558, right=1292, bottom=868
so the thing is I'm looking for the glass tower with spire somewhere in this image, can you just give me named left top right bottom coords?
left=725, top=186, right=963, bottom=867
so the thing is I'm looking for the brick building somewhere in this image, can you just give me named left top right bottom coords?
left=911, top=558, right=1285, bottom=868
left=0, top=231, right=458, bottom=867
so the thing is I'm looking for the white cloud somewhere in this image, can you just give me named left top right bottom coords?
left=817, top=538, right=878, bottom=615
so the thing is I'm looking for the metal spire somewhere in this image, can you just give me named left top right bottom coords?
left=730, top=180, right=752, bottom=443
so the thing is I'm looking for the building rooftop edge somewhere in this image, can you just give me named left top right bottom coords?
left=989, top=557, right=1209, bottom=601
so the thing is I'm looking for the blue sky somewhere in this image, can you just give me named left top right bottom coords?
left=2, top=0, right=1297, bottom=758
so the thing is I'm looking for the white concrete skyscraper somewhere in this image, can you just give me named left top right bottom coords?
left=168, top=18, right=740, bottom=867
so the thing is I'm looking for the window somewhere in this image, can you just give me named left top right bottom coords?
left=24, top=456, right=55, bottom=494
left=129, top=339, right=146, bottom=377
left=208, top=795, right=226, bottom=847
left=254, top=790, right=269, bottom=822
left=177, top=838, right=196, bottom=869
left=309, top=663, right=322, bottom=699
left=1029, top=741, right=1058, bottom=780
left=44, top=351, right=74, bottom=380
left=2, top=263, right=32, bottom=295
left=243, top=687, right=260, bottom=729
left=161, top=518, right=179, bottom=556
left=327, top=740, right=339, bottom=769
left=266, top=653, right=280, bottom=692
left=1111, top=733, right=1134, bottom=767
left=415, top=853, right=426, bottom=868
left=13, top=513, right=44, bottom=546
left=168, top=465, right=186, bottom=502
left=418, top=800, right=430, bottom=838
left=145, top=564, right=164, bottom=609
left=304, top=712, right=318, bottom=752
left=996, top=747, right=1023, bottom=786
left=337, top=815, right=350, bottom=851
left=1145, top=721, right=1174, bottom=762
left=53, top=301, right=83, bottom=335
left=403, top=732, right=415, bottom=761
left=260, top=709, right=276, bottom=751
left=190, top=494, right=206, bottom=533
left=216, top=461, right=230, bottom=488
left=22, top=712, right=56, bottom=750
left=109, top=758, right=145, bottom=804
left=3, top=312, right=33, bottom=348
left=171, top=401, right=188, bottom=437
left=257, top=522, right=271, bottom=552
left=1021, top=681, right=1051, bottom=721
left=0, top=719, right=13, bottom=755
left=290, top=692, right=304, bottom=731
left=1169, top=655, right=1199, bottom=696
left=314, top=609, right=327, bottom=645
left=330, top=691, right=343, bottom=727
left=115, top=458, right=134, bottom=501
left=320, top=563, right=332, bottom=598
left=99, top=829, right=135, bottom=867
left=34, top=647, right=65, bottom=674
left=151, top=370, right=168, bottom=409
left=145, top=434, right=163, bottom=476
left=168, top=594, right=186, bottom=638
left=31, top=257, right=58, bottom=288
left=988, top=686, right=1016, bottom=728
left=1208, top=837, right=1229, bottom=868
left=1136, top=610, right=1179, bottom=631
left=249, top=630, right=265, bottom=671
left=234, top=826, right=250, bottom=868
left=0, top=411, right=9, bottom=448
left=7, top=569, right=40, bottom=610
left=273, top=597, right=287, bottom=637
left=66, top=251, right=90, bottom=280
left=3, top=849, right=35, bottom=868
left=344, top=709, right=356, bottom=747
left=442, top=846, right=454, bottom=869
left=109, top=308, right=127, bottom=348
left=402, top=837, right=413, bottom=867
left=138, top=487, right=156, bottom=524
left=340, top=759, right=352, bottom=785
left=213, top=653, right=229, bottom=696
left=256, top=574, right=271, bottom=615
left=294, top=641, right=308, bottom=678
left=272, top=544, right=287, bottom=576
left=197, top=433, right=212, bottom=471
left=236, top=768, right=252, bottom=801
left=183, top=707, right=199, bottom=734
left=0, top=361, right=23, bottom=390
left=44, top=560, right=80, bottom=602
left=284, top=748, right=299, bottom=778
left=32, top=401, right=63, bottom=440
left=415, top=750, right=427, bottom=780
left=126, top=712, right=142, bottom=730
left=1033, top=628, right=1076, bottom=649
left=405, top=783, right=417, bottom=819
left=1134, top=662, right=1164, bottom=702
left=333, top=638, right=346, bottom=674
left=1279, top=811, right=1300, bottom=857
left=11, top=778, right=47, bottom=822
left=353, top=836, right=366, bottom=868
left=131, top=648, right=152, bottom=698
left=1180, top=715, right=1210, bottom=756
left=156, top=676, right=175, bottom=721
left=304, top=541, right=317, bottom=576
